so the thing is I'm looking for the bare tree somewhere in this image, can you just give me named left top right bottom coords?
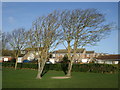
left=7, top=28, right=27, bottom=70
left=2, top=32, right=9, bottom=50
left=0, top=31, right=2, bottom=57
left=60, top=9, right=114, bottom=77
left=28, top=10, right=62, bottom=79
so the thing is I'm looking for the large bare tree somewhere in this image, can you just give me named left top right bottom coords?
left=60, top=9, right=114, bottom=77
left=27, top=11, right=62, bottom=79
left=7, top=28, right=27, bottom=70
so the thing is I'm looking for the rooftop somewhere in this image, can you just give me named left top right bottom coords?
left=86, top=51, right=94, bottom=54
left=53, top=48, right=85, bottom=53
left=25, top=47, right=43, bottom=51
left=96, top=54, right=120, bottom=60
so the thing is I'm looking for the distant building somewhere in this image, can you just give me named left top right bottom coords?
left=4, top=48, right=119, bottom=64
left=2, top=56, right=13, bottom=62
left=95, top=54, right=120, bottom=64
left=21, top=47, right=42, bottom=62
left=51, top=48, right=106, bottom=63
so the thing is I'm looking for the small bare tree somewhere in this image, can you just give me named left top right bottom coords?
left=7, top=28, right=27, bottom=70
left=60, top=9, right=114, bottom=77
left=2, top=32, right=9, bottom=50
left=0, top=31, right=2, bottom=57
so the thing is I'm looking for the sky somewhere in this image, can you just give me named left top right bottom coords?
left=2, top=2, right=118, bottom=54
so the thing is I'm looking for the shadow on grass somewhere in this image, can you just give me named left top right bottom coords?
left=41, top=64, right=50, bottom=77
left=60, top=54, right=70, bottom=75
left=41, top=62, right=69, bottom=77
left=61, top=62, right=68, bottom=75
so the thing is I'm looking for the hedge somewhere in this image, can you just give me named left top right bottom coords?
left=2, top=62, right=119, bottom=73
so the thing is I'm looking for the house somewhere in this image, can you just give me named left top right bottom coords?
left=49, top=58, right=56, bottom=64
left=17, top=57, right=23, bottom=63
left=2, top=49, right=25, bottom=63
left=22, top=51, right=36, bottom=61
left=2, top=56, right=25, bottom=63
left=52, top=48, right=85, bottom=62
left=21, top=47, right=47, bottom=63
left=51, top=48, right=102, bottom=63
left=2, top=56, right=14, bottom=62
left=95, top=54, right=120, bottom=64
left=21, top=48, right=41, bottom=60
left=3, top=47, right=113, bottom=64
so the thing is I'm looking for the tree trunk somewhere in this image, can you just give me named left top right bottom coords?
left=39, top=50, right=48, bottom=78
left=66, top=41, right=72, bottom=77
left=36, top=50, right=48, bottom=79
left=67, top=41, right=71, bottom=60
left=39, top=60, right=46, bottom=76
left=36, top=59, right=42, bottom=79
left=15, top=56, right=18, bottom=70
left=66, top=61, right=72, bottom=77
left=66, top=41, right=77, bottom=77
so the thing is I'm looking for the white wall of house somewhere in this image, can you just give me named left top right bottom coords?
left=27, top=53, right=34, bottom=61
left=52, top=54, right=55, bottom=58
left=95, top=59, right=119, bottom=64
left=95, top=60, right=104, bottom=64
left=49, top=58, right=55, bottom=64
left=104, top=60, right=113, bottom=64
left=106, top=61, right=118, bottom=64
left=114, top=61, right=118, bottom=64
left=17, top=57, right=23, bottom=63
left=81, top=59, right=88, bottom=63
left=4, top=58, right=8, bottom=61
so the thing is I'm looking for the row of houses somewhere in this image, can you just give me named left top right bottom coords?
left=51, top=49, right=119, bottom=64
left=51, top=48, right=104, bottom=63
left=1, top=48, right=120, bottom=64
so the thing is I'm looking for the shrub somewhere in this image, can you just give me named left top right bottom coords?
left=2, top=62, right=118, bottom=73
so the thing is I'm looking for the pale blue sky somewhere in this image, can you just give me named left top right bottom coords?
left=2, top=2, right=118, bottom=54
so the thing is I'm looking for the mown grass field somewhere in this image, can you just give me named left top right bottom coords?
left=2, top=67, right=118, bottom=88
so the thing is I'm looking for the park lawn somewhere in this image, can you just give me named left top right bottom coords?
left=2, top=67, right=118, bottom=88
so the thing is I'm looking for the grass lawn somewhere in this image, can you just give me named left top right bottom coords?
left=2, top=67, right=118, bottom=88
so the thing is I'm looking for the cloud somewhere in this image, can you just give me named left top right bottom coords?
left=8, top=16, right=16, bottom=24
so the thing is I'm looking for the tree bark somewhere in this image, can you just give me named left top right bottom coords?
left=66, top=61, right=72, bottom=77
left=39, top=50, right=48, bottom=77
left=67, top=41, right=71, bottom=60
left=66, top=41, right=77, bottom=77
left=66, top=41, right=72, bottom=77
left=39, top=59, right=46, bottom=77
left=15, top=56, right=18, bottom=70
left=36, top=50, right=48, bottom=79
left=36, top=59, right=42, bottom=79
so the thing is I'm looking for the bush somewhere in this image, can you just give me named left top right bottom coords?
left=2, top=62, right=118, bottom=73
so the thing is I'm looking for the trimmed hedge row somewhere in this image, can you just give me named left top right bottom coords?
left=2, top=62, right=38, bottom=69
left=2, top=62, right=119, bottom=73
left=72, top=64, right=118, bottom=73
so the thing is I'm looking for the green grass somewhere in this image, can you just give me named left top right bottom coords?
left=2, top=67, right=118, bottom=88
